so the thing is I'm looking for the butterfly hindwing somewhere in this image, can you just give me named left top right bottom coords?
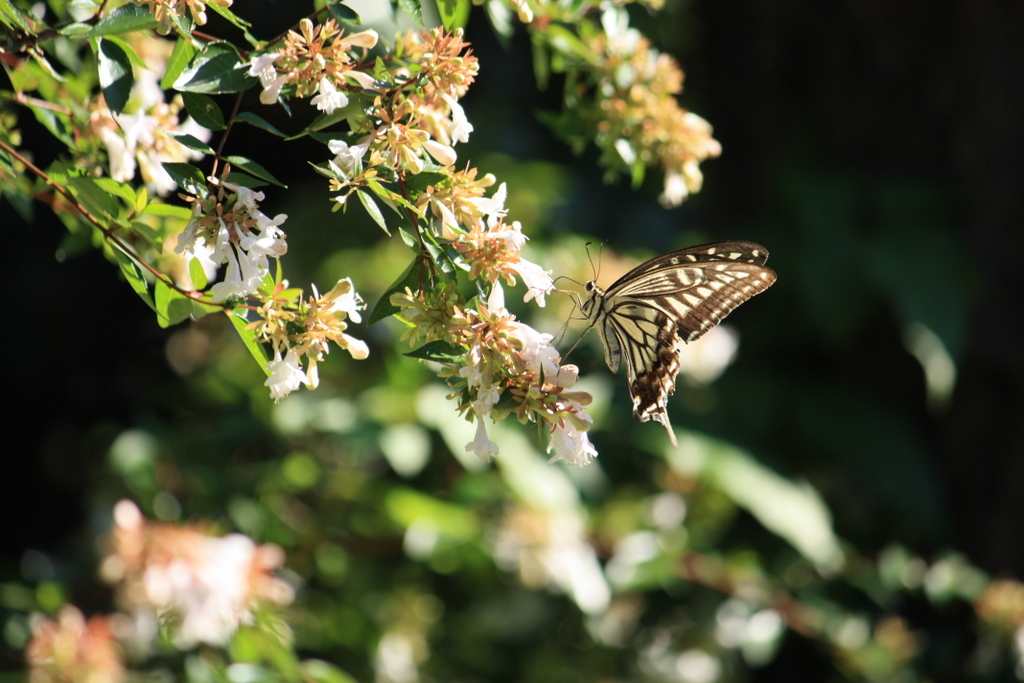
left=581, top=241, right=776, bottom=445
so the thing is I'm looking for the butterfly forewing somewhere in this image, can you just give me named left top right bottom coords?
left=582, top=241, right=776, bottom=445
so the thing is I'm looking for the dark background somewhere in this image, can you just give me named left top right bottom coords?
left=4, top=0, right=1024, bottom=676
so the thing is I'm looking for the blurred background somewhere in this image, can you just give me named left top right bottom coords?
left=4, top=0, right=1023, bottom=680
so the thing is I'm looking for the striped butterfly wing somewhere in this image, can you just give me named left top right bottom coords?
left=582, top=241, right=776, bottom=445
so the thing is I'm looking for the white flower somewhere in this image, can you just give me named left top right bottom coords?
left=467, top=413, right=499, bottom=461
left=659, top=169, right=688, bottom=208
left=442, top=93, right=473, bottom=144
left=512, top=258, right=554, bottom=307
left=508, top=321, right=560, bottom=379
left=423, top=139, right=457, bottom=166
left=265, top=348, right=307, bottom=401
left=328, top=137, right=372, bottom=177
left=311, top=77, right=349, bottom=115
left=210, top=244, right=257, bottom=301
left=342, top=333, right=369, bottom=359
left=259, top=74, right=289, bottom=105
left=547, top=412, right=597, bottom=466
left=320, top=277, right=364, bottom=323
left=470, top=182, right=507, bottom=221
left=247, top=53, right=280, bottom=88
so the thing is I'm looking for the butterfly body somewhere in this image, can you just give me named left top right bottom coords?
left=580, top=241, right=776, bottom=446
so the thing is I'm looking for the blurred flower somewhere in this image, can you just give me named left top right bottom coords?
left=26, top=606, right=124, bottom=683
left=100, top=500, right=293, bottom=649
left=492, top=505, right=610, bottom=614
left=87, top=34, right=210, bottom=195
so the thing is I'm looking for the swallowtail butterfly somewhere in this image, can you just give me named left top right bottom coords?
left=580, top=241, right=776, bottom=445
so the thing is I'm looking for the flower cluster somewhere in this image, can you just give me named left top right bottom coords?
left=25, top=606, right=124, bottom=683
left=554, top=8, right=721, bottom=207
left=176, top=173, right=288, bottom=302
left=134, top=0, right=233, bottom=34
left=393, top=282, right=596, bottom=465
left=87, top=34, right=210, bottom=196
left=100, top=500, right=294, bottom=648
left=248, top=18, right=379, bottom=112
left=248, top=278, right=370, bottom=401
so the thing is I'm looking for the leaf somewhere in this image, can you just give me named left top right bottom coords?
left=140, top=202, right=192, bottom=220
left=163, top=162, right=207, bottom=195
left=91, top=177, right=137, bottom=206
left=327, top=2, right=362, bottom=23
left=180, top=92, right=225, bottom=130
left=404, top=340, right=466, bottom=363
left=223, top=171, right=268, bottom=189
left=368, top=256, right=424, bottom=325
left=436, top=0, right=470, bottom=31
left=114, top=249, right=155, bottom=311
left=154, top=280, right=194, bottom=328
left=394, top=0, right=424, bottom=28
left=234, top=111, right=289, bottom=138
left=67, top=176, right=120, bottom=220
left=166, top=130, right=215, bottom=155
left=162, top=38, right=197, bottom=89
left=357, top=190, right=389, bottom=235
left=173, top=42, right=254, bottom=94
left=1, top=0, right=47, bottom=33
left=59, top=4, right=157, bottom=37
left=403, top=171, right=449, bottom=193
left=301, top=660, right=359, bottom=683
left=223, top=155, right=286, bottom=187
left=228, top=309, right=270, bottom=373
left=188, top=256, right=208, bottom=290
left=97, top=38, right=134, bottom=114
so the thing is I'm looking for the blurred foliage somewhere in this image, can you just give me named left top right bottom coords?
left=4, top=0, right=1024, bottom=681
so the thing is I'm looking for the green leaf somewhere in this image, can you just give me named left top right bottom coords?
left=163, top=162, right=207, bottom=195
left=154, top=280, right=194, bottom=328
left=162, top=38, right=197, bottom=90
left=436, top=0, right=471, bottom=31
left=228, top=309, right=270, bottom=373
left=223, top=155, right=286, bottom=188
left=140, top=202, right=192, bottom=220
left=368, top=256, right=423, bottom=325
left=301, top=660, right=359, bottom=683
left=234, top=111, right=289, bottom=138
left=403, top=171, right=449, bottom=193
left=395, top=0, right=424, bottom=28
left=327, top=2, right=362, bottom=24
left=223, top=171, right=268, bottom=189
left=67, top=176, right=120, bottom=220
left=1, top=0, right=47, bottom=33
left=173, top=43, right=254, bottom=94
left=114, top=249, right=155, bottom=311
left=404, top=340, right=465, bottom=363
left=188, top=257, right=208, bottom=289
left=206, top=0, right=251, bottom=31
left=59, top=4, right=157, bottom=37
left=166, top=130, right=216, bottom=155
left=357, top=190, right=389, bottom=235
left=531, top=33, right=550, bottom=90
left=91, top=177, right=137, bottom=206
left=97, top=38, right=134, bottom=114
left=180, top=92, right=225, bottom=130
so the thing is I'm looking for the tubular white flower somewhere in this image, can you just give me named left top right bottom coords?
left=423, top=139, right=457, bottom=166
left=441, top=93, right=473, bottom=144
left=265, top=348, right=307, bottom=401
left=311, top=77, right=349, bottom=115
left=247, top=53, right=281, bottom=87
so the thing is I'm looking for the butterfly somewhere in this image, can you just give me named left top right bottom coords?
left=579, top=241, right=776, bottom=446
